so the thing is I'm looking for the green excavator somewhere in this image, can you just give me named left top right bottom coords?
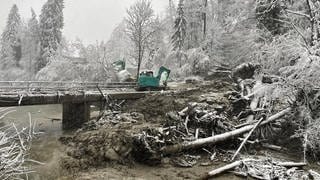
left=136, top=66, right=171, bottom=91
left=112, top=60, right=171, bottom=91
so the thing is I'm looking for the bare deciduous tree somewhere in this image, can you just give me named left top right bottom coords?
left=125, top=0, right=155, bottom=80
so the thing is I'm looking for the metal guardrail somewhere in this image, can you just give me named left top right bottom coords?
left=0, top=81, right=137, bottom=91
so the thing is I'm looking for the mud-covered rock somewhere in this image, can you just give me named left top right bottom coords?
left=60, top=127, right=134, bottom=171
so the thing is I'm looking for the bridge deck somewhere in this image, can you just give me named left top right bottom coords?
left=0, top=90, right=148, bottom=107
left=0, top=81, right=145, bottom=107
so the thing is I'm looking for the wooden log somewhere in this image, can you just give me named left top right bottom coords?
left=277, top=162, right=307, bottom=168
left=235, top=120, right=257, bottom=129
left=161, top=108, right=292, bottom=155
left=232, top=117, right=264, bottom=161
left=201, top=160, right=243, bottom=179
left=261, top=143, right=287, bottom=152
left=201, top=159, right=254, bottom=179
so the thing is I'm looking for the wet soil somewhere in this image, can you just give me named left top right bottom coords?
left=11, top=79, right=319, bottom=180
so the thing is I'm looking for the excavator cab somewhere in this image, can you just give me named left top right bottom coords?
left=137, top=66, right=171, bottom=91
left=112, top=60, right=126, bottom=72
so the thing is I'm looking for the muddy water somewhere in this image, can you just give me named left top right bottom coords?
left=1, top=105, right=66, bottom=180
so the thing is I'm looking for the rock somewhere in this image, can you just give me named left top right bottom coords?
left=87, top=145, right=97, bottom=155
left=104, top=148, right=121, bottom=161
left=262, top=75, right=273, bottom=84
left=206, top=97, right=216, bottom=105
left=185, top=76, right=203, bottom=84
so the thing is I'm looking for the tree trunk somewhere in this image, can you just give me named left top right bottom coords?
left=202, top=160, right=244, bottom=179
left=136, top=40, right=142, bottom=82
left=203, top=0, right=208, bottom=39
left=161, top=108, right=292, bottom=155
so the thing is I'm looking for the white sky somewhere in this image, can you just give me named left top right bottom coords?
left=0, top=0, right=169, bottom=44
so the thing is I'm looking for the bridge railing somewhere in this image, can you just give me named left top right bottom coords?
left=0, top=81, right=137, bottom=92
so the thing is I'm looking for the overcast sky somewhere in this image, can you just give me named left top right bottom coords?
left=0, top=0, right=169, bottom=44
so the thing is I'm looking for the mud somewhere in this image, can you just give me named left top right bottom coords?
left=56, top=78, right=320, bottom=180
left=56, top=79, right=239, bottom=179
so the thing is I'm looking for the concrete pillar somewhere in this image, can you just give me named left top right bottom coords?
left=62, top=102, right=90, bottom=130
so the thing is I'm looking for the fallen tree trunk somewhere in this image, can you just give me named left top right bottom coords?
left=206, top=161, right=242, bottom=178
left=161, top=107, right=292, bottom=155
left=276, top=162, right=307, bottom=168
left=201, top=159, right=253, bottom=179
left=262, top=143, right=287, bottom=152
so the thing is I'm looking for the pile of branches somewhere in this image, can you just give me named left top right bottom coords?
left=133, top=63, right=294, bottom=162
left=132, top=102, right=232, bottom=164
left=0, top=108, right=39, bottom=180
left=203, top=158, right=320, bottom=179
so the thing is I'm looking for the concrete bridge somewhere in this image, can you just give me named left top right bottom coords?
left=0, top=81, right=147, bottom=129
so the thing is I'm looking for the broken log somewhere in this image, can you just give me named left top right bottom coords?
left=277, top=162, right=307, bottom=168
left=262, top=143, right=287, bottom=152
left=201, top=160, right=243, bottom=179
left=232, top=117, right=264, bottom=161
left=161, top=108, right=292, bottom=155
left=201, top=159, right=254, bottom=179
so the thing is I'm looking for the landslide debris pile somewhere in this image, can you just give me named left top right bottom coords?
left=59, top=63, right=320, bottom=179
left=59, top=79, right=236, bottom=171
left=59, top=111, right=146, bottom=172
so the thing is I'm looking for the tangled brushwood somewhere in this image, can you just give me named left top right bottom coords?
left=0, top=109, right=39, bottom=180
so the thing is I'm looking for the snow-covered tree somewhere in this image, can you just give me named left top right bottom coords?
left=28, top=9, right=40, bottom=42
left=185, top=0, right=204, bottom=48
left=172, top=0, right=187, bottom=67
left=256, top=0, right=286, bottom=36
left=105, top=20, right=131, bottom=65
left=38, top=0, right=64, bottom=71
left=125, top=0, right=156, bottom=80
left=25, top=8, right=40, bottom=76
left=0, top=4, right=22, bottom=67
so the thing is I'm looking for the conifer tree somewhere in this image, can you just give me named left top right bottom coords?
left=172, top=0, right=187, bottom=67
left=28, top=9, right=40, bottom=41
left=27, top=8, right=40, bottom=75
left=184, top=0, right=203, bottom=48
left=256, top=0, right=285, bottom=35
left=1, top=4, right=22, bottom=67
left=38, top=0, right=64, bottom=71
